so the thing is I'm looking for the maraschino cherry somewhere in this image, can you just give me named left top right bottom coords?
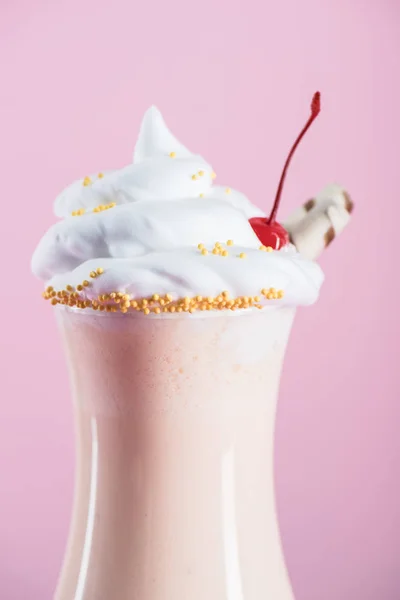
left=249, top=92, right=321, bottom=249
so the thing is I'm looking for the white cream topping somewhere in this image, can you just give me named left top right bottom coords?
left=32, top=106, right=324, bottom=308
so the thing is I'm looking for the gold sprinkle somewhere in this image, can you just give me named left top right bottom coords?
left=198, top=170, right=205, bottom=177
left=98, top=172, right=104, bottom=178
left=239, top=252, right=247, bottom=259
left=212, top=248, right=219, bottom=255
left=192, top=174, right=198, bottom=180
left=143, top=307, right=150, bottom=315
left=66, top=285, right=74, bottom=292
left=83, top=176, right=91, bottom=186
left=226, top=240, right=234, bottom=246
left=225, top=187, right=231, bottom=194
left=152, top=294, right=160, bottom=301
left=211, top=172, right=216, bottom=179
left=198, top=243, right=205, bottom=250
left=154, top=307, right=161, bottom=314
left=165, top=294, right=173, bottom=302
left=201, top=248, right=209, bottom=256
left=169, top=151, right=176, bottom=158
left=266, top=246, right=273, bottom=253
left=76, top=284, right=83, bottom=291
left=90, top=271, right=97, bottom=278
left=82, top=280, right=90, bottom=287
left=259, top=245, right=267, bottom=251
left=222, top=250, right=228, bottom=257
left=199, top=193, right=204, bottom=198
left=50, top=298, right=58, bottom=306
left=96, top=267, right=104, bottom=275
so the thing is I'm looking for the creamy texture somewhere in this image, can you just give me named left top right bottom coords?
left=32, top=106, right=324, bottom=307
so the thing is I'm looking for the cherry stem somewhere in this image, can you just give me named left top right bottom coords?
left=268, top=91, right=321, bottom=224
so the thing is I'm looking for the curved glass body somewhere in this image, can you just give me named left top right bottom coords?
left=55, top=307, right=295, bottom=600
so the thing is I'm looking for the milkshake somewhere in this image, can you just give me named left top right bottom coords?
left=31, top=95, right=352, bottom=599
left=56, top=307, right=295, bottom=600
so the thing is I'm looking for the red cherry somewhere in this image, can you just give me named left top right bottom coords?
left=249, top=92, right=321, bottom=249
left=248, top=217, right=289, bottom=250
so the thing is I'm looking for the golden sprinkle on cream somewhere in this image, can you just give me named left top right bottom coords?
left=93, top=202, right=116, bottom=213
left=211, top=172, right=217, bottom=179
left=199, top=193, right=204, bottom=198
left=169, top=151, right=176, bottom=158
left=201, top=248, right=208, bottom=255
left=225, top=187, right=231, bottom=194
left=98, top=172, right=104, bottom=179
left=42, top=270, right=285, bottom=314
left=198, top=243, right=205, bottom=250
left=198, top=170, right=205, bottom=177
left=226, top=239, right=234, bottom=246
left=239, top=252, right=247, bottom=259
left=83, top=176, right=91, bottom=186
left=222, top=250, right=228, bottom=257
left=266, top=246, right=274, bottom=253
left=90, top=271, right=97, bottom=278
left=96, top=267, right=104, bottom=275
left=191, top=174, right=198, bottom=180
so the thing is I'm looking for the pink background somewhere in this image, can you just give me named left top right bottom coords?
left=1, top=0, right=399, bottom=598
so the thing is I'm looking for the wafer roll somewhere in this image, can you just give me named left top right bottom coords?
left=284, top=184, right=353, bottom=260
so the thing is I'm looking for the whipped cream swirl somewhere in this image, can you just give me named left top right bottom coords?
left=32, top=107, right=324, bottom=308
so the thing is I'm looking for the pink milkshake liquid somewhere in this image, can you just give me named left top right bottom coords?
left=55, top=306, right=296, bottom=600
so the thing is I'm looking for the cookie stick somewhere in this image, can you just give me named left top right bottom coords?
left=284, top=184, right=354, bottom=260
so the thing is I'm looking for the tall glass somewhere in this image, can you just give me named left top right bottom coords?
left=55, top=306, right=296, bottom=600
